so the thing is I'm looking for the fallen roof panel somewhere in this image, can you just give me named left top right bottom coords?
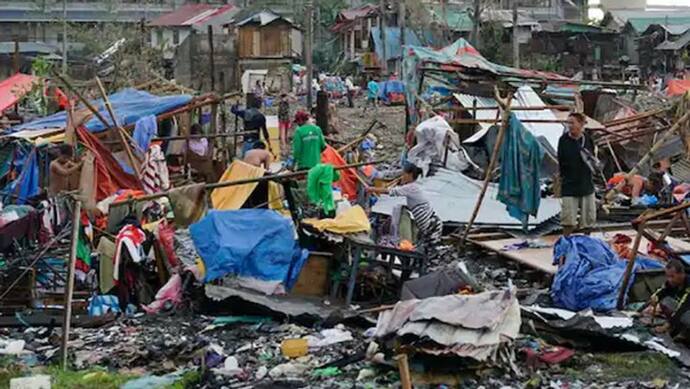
left=371, top=168, right=561, bottom=229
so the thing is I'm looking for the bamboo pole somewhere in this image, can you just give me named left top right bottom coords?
left=336, top=120, right=382, bottom=154
left=61, top=199, right=81, bottom=370
left=606, top=142, right=623, bottom=172
left=436, top=105, right=572, bottom=112
left=111, top=159, right=384, bottom=206
left=94, top=77, right=142, bottom=175
left=606, top=112, right=690, bottom=201
left=617, top=221, right=645, bottom=310
left=460, top=89, right=513, bottom=245
left=603, top=108, right=668, bottom=127
left=151, top=131, right=257, bottom=142
left=395, top=354, right=412, bottom=389
left=449, top=118, right=567, bottom=124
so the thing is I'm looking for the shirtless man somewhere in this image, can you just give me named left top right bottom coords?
left=48, top=144, right=82, bottom=196
left=243, top=141, right=272, bottom=170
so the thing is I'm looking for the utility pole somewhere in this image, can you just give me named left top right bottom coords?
left=399, top=0, right=405, bottom=75
left=305, top=0, right=314, bottom=109
left=208, top=25, right=215, bottom=91
left=379, top=0, right=387, bottom=75
left=62, top=0, right=67, bottom=72
left=472, top=0, right=481, bottom=48
left=512, top=1, right=519, bottom=68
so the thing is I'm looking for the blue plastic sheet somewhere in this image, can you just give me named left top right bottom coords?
left=190, top=209, right=308, bottom=286
left=2, top=147, right=39, bottom=204
left=10, top=88, right=192, bottom=134
left=551, top=236, right=663, bottom=311
left=378, top=80, right=405, bottom=104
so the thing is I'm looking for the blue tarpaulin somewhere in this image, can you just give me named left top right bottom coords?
left=551, top=236, right=663, bottom=311
left=190, top=209, right=309, bottom=287
left=2, top=147, right=39, bottom=204
left=378, top=80, right=405, bottom=104
left=370, top=27, right=423, bottom=61
left=10, top=88, right=192, bottom=134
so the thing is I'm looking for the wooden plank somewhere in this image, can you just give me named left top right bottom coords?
left=469, top=229, right=690, bottom=275
left=469, top=236, right=558, bottom=274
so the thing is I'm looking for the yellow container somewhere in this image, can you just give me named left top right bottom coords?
left=281, top=338, right=309, bottom=358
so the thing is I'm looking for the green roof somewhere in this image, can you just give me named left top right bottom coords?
left=559, top=22, right=603, bottom=33
left=628, top=16, right=690, bottom=33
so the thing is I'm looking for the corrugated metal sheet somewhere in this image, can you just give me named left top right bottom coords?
left=371, top=168, right=561, bottom=229
left=458, top=86, right=565, bottom=155
left=656, top=30, right=690, bottom=51
left=149, top=4, right=236, bottom=27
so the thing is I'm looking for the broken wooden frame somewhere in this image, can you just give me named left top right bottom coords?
left=617, top=201, right=690, bottom=309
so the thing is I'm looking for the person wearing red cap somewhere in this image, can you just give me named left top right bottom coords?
left=292, top=111, right=325, bottom=170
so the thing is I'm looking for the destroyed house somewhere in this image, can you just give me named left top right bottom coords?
left=602, top=10, right=690, bottom=67
left=331, top=4, right=381, bottom=63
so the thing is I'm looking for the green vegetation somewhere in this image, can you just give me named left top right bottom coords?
left=565, top=352, right=678, bottom=382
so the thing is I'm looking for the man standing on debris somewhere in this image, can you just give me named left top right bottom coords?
left=231, top=98, right=273, bottom=157
left=292, top=111, right=326, bottom=170
left=558, top=112, right=596, bottom=236
left=649, top=260, right=690, bottom=340
left=243, top=141, right=273, bottom=170
left=367, top=164, right=443, bottom=261
left=345, top=76, right=356, bottom=108
left=48, top=144, right=82, bottom=196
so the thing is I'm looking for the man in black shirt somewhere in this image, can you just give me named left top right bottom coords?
left=649, top=260, right=690, bottom=340
left=557, top=112, right=596, bottom=236
left=231, top=98, right=273, bottom=157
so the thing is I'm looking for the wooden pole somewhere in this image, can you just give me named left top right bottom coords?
left=94, top=77, right=142, bottom=176
left=512, top=1, right=519, bottom=68
left=461, top=90, right=513, bottom=245
left=13, top=37, right=19, bottom=74
left=379, top=0, right=387, bottom=74
left=395, top=354, right=412, bottom=389
left=208, top=25, right=215, bottom=92
left=111, top=159, right=384, bottom=206
left=607, top=142, right=623, bottom=172
left=617, top=221, right=645, bottom=309
left=60, top=199, right=81, bottom=370
left=305, top=0, right=314, bottom=108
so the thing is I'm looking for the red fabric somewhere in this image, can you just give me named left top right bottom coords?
left=321, top=145, right=360, bottom=200
left=54, top=87, right=70, bottom=110
left=77, top=126, right=140, bottom=201
left=0, top=73, right=37, bottom=113
left=667, top=79, right=690, bottom=97
left=157, top=221, right=179, bottom=268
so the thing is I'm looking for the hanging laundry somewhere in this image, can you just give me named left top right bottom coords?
left=133, top=114, right=158, bottom=153
left=497, top=114, right=544, bottom=230
left=211, top=160, right=265, bottom=210
left=113, top=225, right=147, bottom=282
left=307, top=163, right=340, bottom=214
left=168, top=183, right=207, bottom=227
left=139, top=144, right=170, bottom=195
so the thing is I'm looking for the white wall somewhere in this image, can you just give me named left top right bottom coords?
left=291, top=27, right=303, bottom=58
left=150, top=27, right=191, bottom=59
left=600, top=0, right=646, bottom=11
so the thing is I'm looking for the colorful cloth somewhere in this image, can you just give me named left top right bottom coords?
left=113, top=225, right=146, bottom=282
left=293, top=124, right=326, bottom=170
left=497, top=114, right=543, bottom=230
left=88, top=294, right=121, bottom=317
left=139, top=144, right=169, bottom=195
left=307, top=164, right=340, bottom=213
left=211, top=160, right=265, bottom=210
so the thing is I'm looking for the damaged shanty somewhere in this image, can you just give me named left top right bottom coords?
left=5, top=18, right=690, bottom=389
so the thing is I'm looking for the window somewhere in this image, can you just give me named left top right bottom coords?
left=173, top=29, right=180, bottom=45
left=156, top=29, right=163, bottom=46
left=56, top=32, right=63, bottom=43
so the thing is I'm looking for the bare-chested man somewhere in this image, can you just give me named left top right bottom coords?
left=243, top=141, right=273, bottom=170
left=48, top=144, right=82, bottom=196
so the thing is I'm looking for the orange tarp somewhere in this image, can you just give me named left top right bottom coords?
left=667, top=79, right=690, bottom=97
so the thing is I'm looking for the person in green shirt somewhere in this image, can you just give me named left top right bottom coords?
left=292, top=110, right=326, bottom=170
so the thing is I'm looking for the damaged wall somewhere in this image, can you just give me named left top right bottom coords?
left=174, top=32, right=236, bottom=93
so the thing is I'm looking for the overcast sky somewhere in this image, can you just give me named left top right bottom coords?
left=647, top=0, right=690, bottom=5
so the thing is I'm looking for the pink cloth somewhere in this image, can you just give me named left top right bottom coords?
left=142, top=274, right=183, bottom=314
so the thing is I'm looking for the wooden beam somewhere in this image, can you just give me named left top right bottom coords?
left=61, top=199, right=81, bottom=370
